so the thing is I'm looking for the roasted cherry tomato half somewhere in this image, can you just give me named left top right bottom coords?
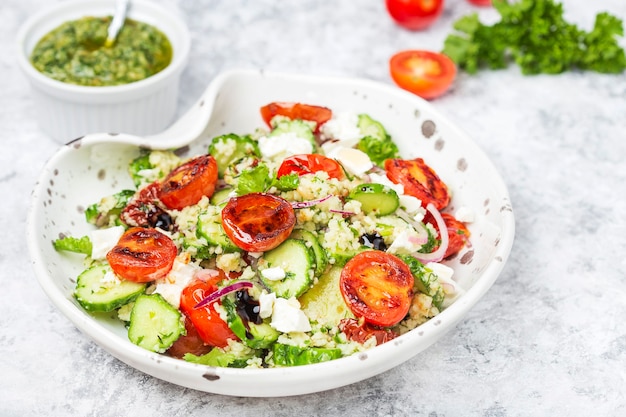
left=339, top=318, right=398, bottom=345
left=158, top=154, right=218, bottom=211
left=180, top=275, right=238, bottom=348
left=260, top=102, right=332, bottom=132
left=277, top=154, right=346, bottom=180
left=467, top=0, right=491, bottom=6
left=385, top=0, right=444, bottom=31
left=221, top=193, right=296, bottom=252
left=384, top=158, right=450, bottom=210
left=424, top=212, right=471, bottom=259
left=441, top=213, right=471, bottom=258
left=106, top=227, right=177, bottom=283
left=120, top=183, right=173, bottom=230
left=340, top=251, right=414, bottom=327
left=389, top=50, right=456, bottom=100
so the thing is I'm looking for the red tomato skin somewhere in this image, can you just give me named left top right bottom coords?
left=467, top=0, right=491, bottom=6
left=385, top=0, right=444, bottom=31
left=166, top=316, right=213, bottom=358
left=106, top=227, right=177, bottom=283
left=179, top=276, right=238, bottom=348
left=384, top=158, right=450, bottom=210
left=339, top=318, right=398, bottom=345
left=389, top=50, right=456, bottom=100
left=340, top=251, right=414, bottom=327
left=120, top=183, right=173, bottom=229
left=159, top=155, right=218, bottom=211
left=277, top=154, right=345, bottom=180
left=260, top=102, right=332, bottom=132
left=221, top=193, right=296, bottom=252
left=422, top=212, right=471, bottom=258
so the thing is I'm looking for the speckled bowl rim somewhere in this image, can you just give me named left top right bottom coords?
left=27, top=69, right=515, bottom=397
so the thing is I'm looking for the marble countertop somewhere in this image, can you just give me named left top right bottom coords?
left=2, top=0, right=625, bottom=415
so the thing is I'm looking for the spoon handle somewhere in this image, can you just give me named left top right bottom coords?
left=105, top=0, right=130, bottom=47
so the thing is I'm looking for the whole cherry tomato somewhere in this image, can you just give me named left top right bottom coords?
left=159, top=154, right=218, bottom=211
left=260, top=102, right=332, bottom=132
left=467, top=0, right=491, bottom=6
left=179, top=275, right=238, bottom=348
left=106, top=227, right=177, bottom=283
left=277, top=154, right=346, bottom=180
left=221, top=193, right=296, bottom=252
left=384, top=158, right=450, bottom=210
left=389, top=50, right=456, bottom=100
left=385, top=0, right=444, bottom=31
left=340, top=251, right=414, bottom=327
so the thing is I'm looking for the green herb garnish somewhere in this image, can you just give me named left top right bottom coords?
left=442, top=0, right=626, bottom=75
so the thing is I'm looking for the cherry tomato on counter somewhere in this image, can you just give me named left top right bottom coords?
left=221, top=193, right=296, bottom=252
left=384, top=157, right=450, bottom=210
left=159, top=154, right=218, bottom=211
left=277, top=154, right=346, bottom=180
left=389, top=50, right=456, bottom=99
left=340, top=251, right=414, bottom=327
left=179, top=275, right=238, bottom=348
left=385, top=0, right=444, bottom=31
left=106, top=227, right=177, bottom=283
left=260, top=102, right=332, bottom=132
left=467, top=0, right=491, bottom=6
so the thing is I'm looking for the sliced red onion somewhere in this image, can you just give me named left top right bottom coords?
left=330, top=209, right=356, bottom=216
left=194, top=281, right=254, bottom=309
left=395, top=207, right=428, bottom=235
left=291, top=195, right=332, bottom=209
left=412, top=203, right=449, bottom=263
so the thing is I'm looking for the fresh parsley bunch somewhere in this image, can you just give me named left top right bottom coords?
left=443, top=0, right=626, bottom=74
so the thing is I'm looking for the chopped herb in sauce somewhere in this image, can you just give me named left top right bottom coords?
left=30, top=16, right=173, bottom=86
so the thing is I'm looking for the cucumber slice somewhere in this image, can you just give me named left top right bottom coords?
left=210, top=187, right=233, bottom=206
left=299, top=266, right=354, bottom=327
left=290, top=229, right=328, bottom=277
left=197, top=209, right=240, bottom=252
left=259, top=239, right=315, bottom=298
left=74, top=264, right=146, bottom=312
left=358, top=113, right=388, bottom=141
left=128, top=294, right=185, bottom=353
left=270, top=119, right=317, bottom=148
left=347, top=183, right=399, bottom=216
left=208, top=134, right=260, bottom=177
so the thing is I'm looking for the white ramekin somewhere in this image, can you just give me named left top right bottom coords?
left=16, top=0, right=191, bottom=143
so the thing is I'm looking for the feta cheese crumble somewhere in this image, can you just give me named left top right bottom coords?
left=258, top=132, right=313, bottom=159
left=328, top=147, right=373, bottom=177
left=90, top=225, right=125, bottom=259
left=270, top=297, right=312, bottom=333
left=261, top=266, right=286, bottom=281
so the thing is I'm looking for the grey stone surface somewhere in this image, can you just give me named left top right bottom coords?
left=2, top=0, right=625, bottom=415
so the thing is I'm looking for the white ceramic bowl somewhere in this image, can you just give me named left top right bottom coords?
left=16, top=0, right=190, bottom=143
left=27, top=69, right=515, bottom=397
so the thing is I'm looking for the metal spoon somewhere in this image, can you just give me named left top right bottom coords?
left=104, top=0, right=130, bottom=47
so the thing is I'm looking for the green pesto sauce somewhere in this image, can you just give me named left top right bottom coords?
left=30, top=16, right=173, bottom=86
